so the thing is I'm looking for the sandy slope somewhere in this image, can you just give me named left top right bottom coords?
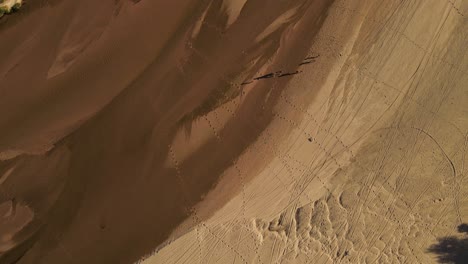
left=143, top=0, right=468, bottom=263
left=0, top=0, right=467, bottom=263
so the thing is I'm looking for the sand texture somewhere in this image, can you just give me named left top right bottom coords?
left=0, top=0, right=467, bottom=263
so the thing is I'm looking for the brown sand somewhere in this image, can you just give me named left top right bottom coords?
left=1, top=0, right=467, bottom=263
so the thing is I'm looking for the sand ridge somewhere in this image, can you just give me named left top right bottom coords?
left=145, top=0, right=468, bottom=263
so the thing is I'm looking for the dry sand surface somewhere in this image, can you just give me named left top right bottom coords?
left=0, top=0, right=467, bottom=263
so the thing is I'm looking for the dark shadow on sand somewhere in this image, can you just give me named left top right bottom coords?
left=428, top=224, right=468, bottom=263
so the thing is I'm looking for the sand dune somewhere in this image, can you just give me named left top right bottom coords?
left=0, top=0, right=467, bottom=263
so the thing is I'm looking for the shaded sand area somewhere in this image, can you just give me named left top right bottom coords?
left=0, top=0, right=467, bottom=263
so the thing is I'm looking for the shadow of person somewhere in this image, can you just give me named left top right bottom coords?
left=428, top=224, right=468, bottom=263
